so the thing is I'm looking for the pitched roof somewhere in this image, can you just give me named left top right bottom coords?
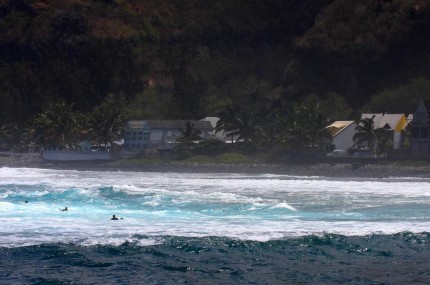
left=413, top=99, right=430, bottom=124
left=361, top=113, right=384, bottom=128
left=378, top=114, right=404, bottom=130
left=326, top=121, right=355, bottom=136
left=125, top=120, right=145, bottom=130
left=200, top=117, right=220, bottom=128
left=424, top=99, right=430, bottom=117
left=361, top=113, right=407, bottom=130
left=407, top=114, right=413, bottom=122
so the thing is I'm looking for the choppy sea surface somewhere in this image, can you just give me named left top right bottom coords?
left=1, top=167, right=429, bottom=284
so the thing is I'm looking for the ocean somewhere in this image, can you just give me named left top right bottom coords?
left=0, top=167, right=429, bottom=284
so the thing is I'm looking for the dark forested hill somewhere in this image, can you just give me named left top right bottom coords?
left=285, top=0, right=430, bottom=110
left=0, top=0, right=429, bottom=125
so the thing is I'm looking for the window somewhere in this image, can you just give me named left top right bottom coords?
left=412, top=127, right=420, bottom=138
left=420, top=127, right=429, bottom=139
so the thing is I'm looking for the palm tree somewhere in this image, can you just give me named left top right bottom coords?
left=312, top=112, right=333, bottom=152
left=375, top=128, right=393, bottom=157
left=216, top=107, right=266, bottom=145
left=27, top=102, right=77, bottom=147
left=175, top=121, right=202, bottom=152
left=280, top=96, right=332, bottom=151
left=353, top=116, right=376, bottom=155
left=74, top=112, right=93, bottom=143
left=0, top=121, right=15, bottom=150
left=25, top=114, right=49, bottom=146
left=216, top=107, right=238, bottom=143
left=47, top=102, right=77, bottom=147
left=177, top=121, right=202, bottom=142
left=91, top=107, right=123, bottom=149
left=300, top=97, right=333, bottom=149
left=216, top=81, right=272, bottom=146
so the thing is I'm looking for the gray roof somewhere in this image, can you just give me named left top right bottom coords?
left=124, top=120, right=145, bottom=131
left=361, top=113, right=406, bottom=130
left=379, top=114, right=404, bottom=130
left=200, top=117, right=220, bottom=128
left=423, top=99, right=430, bottom=118
left=125, top=120, right=213, bottom=131
left=413, top=99, right=430, bottom=123
left=146, top=120, right=213, bottom=131
left=361, top=113, right=384, bottom=128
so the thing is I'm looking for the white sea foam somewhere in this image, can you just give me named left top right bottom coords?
left=1, top=167, right=430, bottom=247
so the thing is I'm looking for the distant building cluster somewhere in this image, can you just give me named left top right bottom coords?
left=41, top=99, right=430, bottom=161
left=121, top=100, right=430, bottom=157
left=324, top=99, right=430, bottom=156
left=324, top=113, right=410, bottom=155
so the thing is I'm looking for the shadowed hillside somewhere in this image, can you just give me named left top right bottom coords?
left=0, top=0, right=429, bottom=125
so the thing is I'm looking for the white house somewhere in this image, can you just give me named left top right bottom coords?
left=325, top=121, right=357, bottom=153
left=411, top=99, right=430, bottom=154
left=199, top=117, right=240, bottom=143
left=361, top=113, right=409, bottom=149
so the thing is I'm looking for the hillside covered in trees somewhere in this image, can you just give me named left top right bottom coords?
left=0, top=0, right=430, bottom=149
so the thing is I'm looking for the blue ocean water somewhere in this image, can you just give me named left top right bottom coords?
left=1, top=167, right=430, bottom=284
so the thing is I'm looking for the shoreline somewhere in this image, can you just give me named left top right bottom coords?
left=1, top=153, right=430, bottom=178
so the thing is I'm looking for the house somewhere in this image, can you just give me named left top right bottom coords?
left=200, top=117, right=221, bottom=138
left=411, top=99, right=430, bottom=154
left=361, top=113, right=384, bottom=127
left=324, top=121, right=357, bottom=153
left=361, top=113, right=409, bottom=150
left=123, top=120, right=213, bottom=152
left=378, top=114, right=409, bottom=149
left=123, top=120, right=147, bottom=151
left=323, top=113, right=410, bottom=156
left=199, top=117, right=240, bottom=143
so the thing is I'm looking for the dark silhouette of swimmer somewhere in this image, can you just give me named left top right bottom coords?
left=60, top=207, right=68, bottom=211
left=111, top=215, right=119, bottom=220
left=25, top=200, right=28, bottom=204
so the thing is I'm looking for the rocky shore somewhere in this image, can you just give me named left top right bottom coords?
left=1, top=152, right=430, bottom=178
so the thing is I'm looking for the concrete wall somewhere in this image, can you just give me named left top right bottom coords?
left=42, top=151, right=113, bottom=161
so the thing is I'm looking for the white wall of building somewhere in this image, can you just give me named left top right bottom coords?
left=332, top=122, right=357, bottom=151
left=393, top=132, right=402, bottom=149
left=151, top=130, right=163, bottom=143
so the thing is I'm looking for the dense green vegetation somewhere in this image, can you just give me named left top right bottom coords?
left=0, top=0, right=429, bottom=153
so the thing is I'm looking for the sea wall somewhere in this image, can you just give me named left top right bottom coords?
left=41, top=151, right=113, bottom=161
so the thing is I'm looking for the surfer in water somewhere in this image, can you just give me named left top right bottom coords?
left=60, top=207, right=68, bottom=211
left=111, top=215, right=123, bottom=220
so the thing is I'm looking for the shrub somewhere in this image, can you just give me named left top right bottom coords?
left=194, top=138, right=228, bottom=155
left=182, top=155, right=214, bottom=164
left=215, top=152, right=248, bottom=164
left=264, top=145, right=291, bottom=163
